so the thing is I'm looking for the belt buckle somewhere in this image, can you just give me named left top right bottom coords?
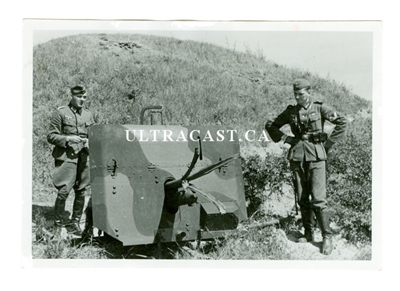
left=320, top=132, right=327, bottom=142
left=310, top=132, right=321, bottom=143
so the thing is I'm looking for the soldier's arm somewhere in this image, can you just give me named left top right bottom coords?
left=265, top=107, right=291, bottom=143
left=47, top=110, right=68, bottom=148
left=90, top=112, right=95, bottom=126
left=321, top=103, right=348, bottom=150
left=83, top=111, right=95, bottom=149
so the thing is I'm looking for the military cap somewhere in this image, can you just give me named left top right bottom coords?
left=293, top=78, right=311, bottom=92
left=70, top=85, right=86, bottom=95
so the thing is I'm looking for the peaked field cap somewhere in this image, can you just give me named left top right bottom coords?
left=293, top=78, right=311, bottom=91
left=70, top=84, right=86, bottom=95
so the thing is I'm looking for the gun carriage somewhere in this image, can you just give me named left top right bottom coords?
left=89, top=106, right=247, bottom=246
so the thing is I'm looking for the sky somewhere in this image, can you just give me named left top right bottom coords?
left=32, top=22, right=375, bottom=100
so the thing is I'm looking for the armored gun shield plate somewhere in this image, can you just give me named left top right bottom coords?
left=89, top=125, right=247, bottom=246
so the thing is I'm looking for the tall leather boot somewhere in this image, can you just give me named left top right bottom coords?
left=299, top=208, right=315, bottom=243
left=82, top=205, right=93, bottom=240
left=68, top=193, right=85, bottom=236
left=54, top=198, right=66, bottom=237
left=315, top=209, right=333, bottom=255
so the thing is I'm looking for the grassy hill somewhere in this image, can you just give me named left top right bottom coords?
left=33, top=33, right=370, bottom=197
left=32, top=33, right=372, bottom=258
left=34, top=33, right=369, bottom=126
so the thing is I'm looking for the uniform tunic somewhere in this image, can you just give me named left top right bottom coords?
left=266, top=100, right=347, bottom=210
left=47, top=104, right=94, bottom=197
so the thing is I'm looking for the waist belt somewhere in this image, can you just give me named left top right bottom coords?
left=299, top=132, right=328, bottom=143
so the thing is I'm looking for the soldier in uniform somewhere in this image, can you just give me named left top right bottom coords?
left=265, top=78, right=347, bottom=255
left=47, top=84, right=95, bottom=236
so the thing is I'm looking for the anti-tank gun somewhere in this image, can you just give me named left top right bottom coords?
left=88, top=106, right=247, bottom=246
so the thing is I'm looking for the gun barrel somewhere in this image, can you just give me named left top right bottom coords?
left=164, top=154, right=238, bottom=191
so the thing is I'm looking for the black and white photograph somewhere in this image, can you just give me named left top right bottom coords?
left=23, top=20, right=380, bottom=266
left=5, top=0, right=400, bottom=289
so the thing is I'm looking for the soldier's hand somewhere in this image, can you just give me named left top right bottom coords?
left=324, top=139, right=334, bottom=154
left=66, top=135, right=83, bottom=144
left=284, top=136, right=294, bottom=145
left=82, top=138, right=89, bottom=149
left=284, top=136, right=299, bottom=146
left=324, top=145, right=331, bottom=154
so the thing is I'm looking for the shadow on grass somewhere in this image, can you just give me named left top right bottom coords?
left=286, top=230, right=304, bottom=242
left=32, top=204, right=189, bottom=259
left=93, top=236, right=183, bottom=259
left=32, top=204, right=71, bottom=228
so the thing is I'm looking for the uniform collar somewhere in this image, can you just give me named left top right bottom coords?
left=69, top=103, right=82, bottom=115
left=303, top=100, right=312, bottom=110
left=298, top=97, right=312, bottom=110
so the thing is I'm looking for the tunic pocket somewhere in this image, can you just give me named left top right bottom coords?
left=63, top=118, right=75, bottom=126
left=62, top=118, right=77, bottom=135
left=288, top=141, right=303, bottom=161
left=309, top=112, right=321, bottom=131
left=315, top=144, right=327, bottom=160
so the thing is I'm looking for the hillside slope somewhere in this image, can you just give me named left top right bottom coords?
left=32, top=33, right=371, bottom=200
left=33, top=33, right=370, bottom=127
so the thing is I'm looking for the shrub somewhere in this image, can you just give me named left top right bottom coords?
left=241, top=151, right=292, bottom=217
left=327, top=117, right=372, bottom=243
left=241, top=116, right=372, bottom=244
